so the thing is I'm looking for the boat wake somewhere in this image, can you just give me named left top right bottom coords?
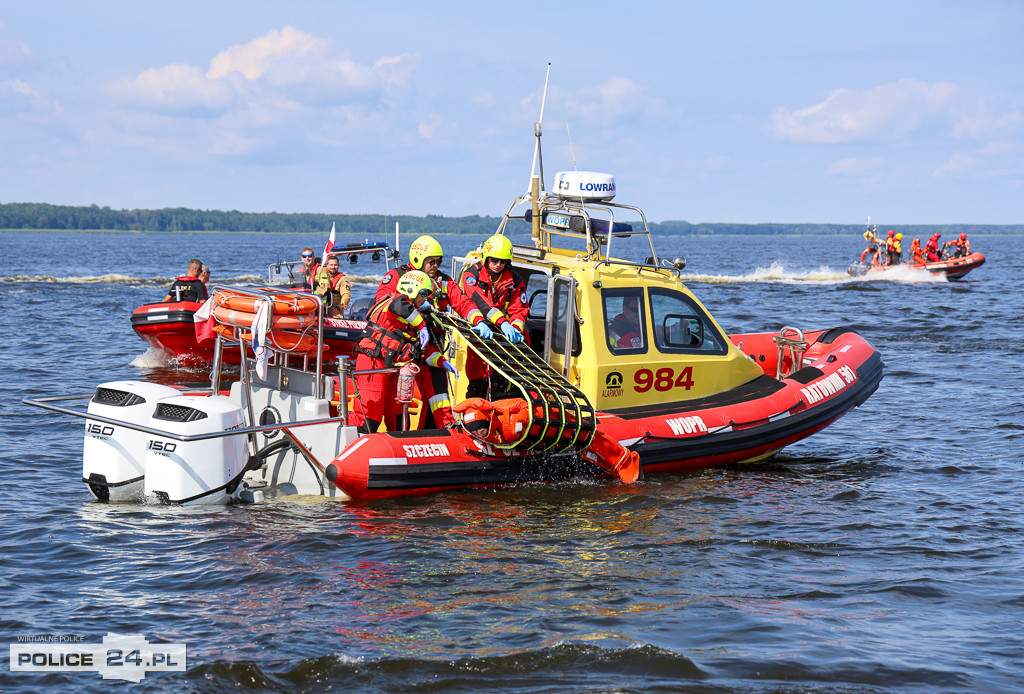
left=854, top=264, right=948, bottom=283
left=685, top=262, right=851, bottom=284
left=684, top=261, right=946, bottom=285
left=0, top=273, right=265, bottom=285
left=2, top=271, right=395, bottom=286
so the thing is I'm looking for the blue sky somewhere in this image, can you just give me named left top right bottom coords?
left=1, top=1, right=1021, bottom=224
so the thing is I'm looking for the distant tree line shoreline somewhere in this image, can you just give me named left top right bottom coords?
left=1, top=202, right=1021, bottom=236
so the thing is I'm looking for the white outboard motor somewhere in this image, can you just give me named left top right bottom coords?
left=143, top=395, right=248, bottom=505
left=83, top=381, right=182, bottom=502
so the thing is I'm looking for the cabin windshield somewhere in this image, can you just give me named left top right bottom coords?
left=648, top=288, right=728, bottom=355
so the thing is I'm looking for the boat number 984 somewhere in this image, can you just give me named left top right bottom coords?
left=633, top=367, right=694, bottom=392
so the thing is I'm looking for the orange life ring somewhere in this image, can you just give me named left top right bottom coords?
left=212, top=323, right=321, bottom=353
left=860, top=248, right=879, bottom=263
left=214, top=290, right=319, bottom=315
left=211, top=304, right=318, bottom=331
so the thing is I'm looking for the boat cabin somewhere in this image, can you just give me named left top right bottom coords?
left=451, top=171, right=764, bottom=412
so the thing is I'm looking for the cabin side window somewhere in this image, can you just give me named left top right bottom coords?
left=550, top=276, right=581, bottom=357
left=648, top=288, right=728, bottom=355
left=523, top=271, right=548, bottom=348
left=602, top=289, right=647, bottom=355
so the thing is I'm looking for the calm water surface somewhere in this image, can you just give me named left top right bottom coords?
left=1, top=230, right=1021, bottom=693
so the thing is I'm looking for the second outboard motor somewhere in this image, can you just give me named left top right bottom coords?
left=83, top=381, right=182, bottom=502
left=143, top=395, right=248, bottom=505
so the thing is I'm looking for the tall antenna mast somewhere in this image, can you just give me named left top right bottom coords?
left=528, top=62, right=552, bottom=195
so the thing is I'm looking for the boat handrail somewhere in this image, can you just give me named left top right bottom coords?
left=499, top=191, right=660, bottom=266
left=22, top=352, right=413, bottom=443
left=22, top=394, right=349, bottom=443
left=209, top=284, right=326, bottom=397
left=590, top=258, right=682, bottom=278
left=773, top=326, right=808, bottom=379
left=267, top=243, right=398, bottom=286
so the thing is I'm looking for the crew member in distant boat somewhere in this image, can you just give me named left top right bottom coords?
left=885, top=230, right=897, bottom=265
left=909, top=238, right=925, bottom=264
left=947, top=233, right=971, bottom=258
left=351, top=270, right=457, bottom=434
left=860, top=229, right=882, bottom=265
left=459, top=234, right=529, bottom=399
left=925, top=233, right=942, bottom=262
left=313, top=255, right=350, bottom=318
left=891, top=233, right=903, bottom=264
left=608, top=296, right=644, bottom=348
left=162, top=258, right=209, bottom=303
left=375, top=235, right=487, bottom=428
left=300, top=247, right=319, bottom=290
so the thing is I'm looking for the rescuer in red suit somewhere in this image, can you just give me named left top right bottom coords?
left=376, top=235, right=486, bottom=427
left=351, top=270, right=457, bottom=434
left=458, top=234, right=529, bottom=400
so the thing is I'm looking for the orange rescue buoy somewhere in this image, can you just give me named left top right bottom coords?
left=211, top=304, right=318, bottom=331
left=214, top=290, right=319, bottom=315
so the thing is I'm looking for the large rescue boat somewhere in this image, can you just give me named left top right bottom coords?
left=28, top=103, right=884, bottom=504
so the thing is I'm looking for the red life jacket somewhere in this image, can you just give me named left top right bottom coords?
left=168, top=276, right=208, bottom=303
left=355, top=295, right=423, bottom=368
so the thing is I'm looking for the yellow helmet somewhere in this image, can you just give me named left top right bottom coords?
left=408, top=235, right=443, bottom=270
left=481, top=234, right=513, bottom=262
left=396, top=270, right=433, bottom=301
left=895, top=233, right=903, bottom=240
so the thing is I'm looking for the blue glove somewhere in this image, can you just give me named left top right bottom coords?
left=472, top=322, right=493, bottom=340
left=500, top=322, right=524, bottom=344
left=442, top=360, right=459, bottom=380
left=418, top=325, right=430, bottom=349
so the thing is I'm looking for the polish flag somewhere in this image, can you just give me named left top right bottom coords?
left=323, top=222, right=336, bottom=259
left=193, top=296, right=216, bottom=343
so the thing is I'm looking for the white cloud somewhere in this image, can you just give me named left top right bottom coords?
left=373, top=54, right=419, bottom=88
left=952, top=108, right=1022, bottom=139
left=207, top=26, right=323, bottom=80
left=932, top=153, right=977, bottom=178
left=563, top=76, right=653, bottom=126
left=109, top=63, right=235, bottom=114
left=0, top=78, right=60, bottom=119
left=770, top=79, right=959, bottom=144
left=827, top=156, right=886, bottom=177
left=417, top=113, right=455, bottom=142
left=0, top=20, right=34, bottom=71
left=107, top=26, right=417, bottom=117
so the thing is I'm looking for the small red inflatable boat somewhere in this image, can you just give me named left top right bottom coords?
left=848, top=252, right=985, bottom=280
left=130, top=301, right=365, bottom=366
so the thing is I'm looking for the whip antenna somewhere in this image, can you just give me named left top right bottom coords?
left=565, top=119, right=586, bottom=205
left=528, top=62, right=552, bottom=195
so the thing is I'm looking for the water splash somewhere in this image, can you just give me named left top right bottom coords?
left=129, top=347, right=176, bottom=368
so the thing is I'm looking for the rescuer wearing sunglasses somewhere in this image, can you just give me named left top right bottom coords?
left=300, top=247, right=320, bottom=290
